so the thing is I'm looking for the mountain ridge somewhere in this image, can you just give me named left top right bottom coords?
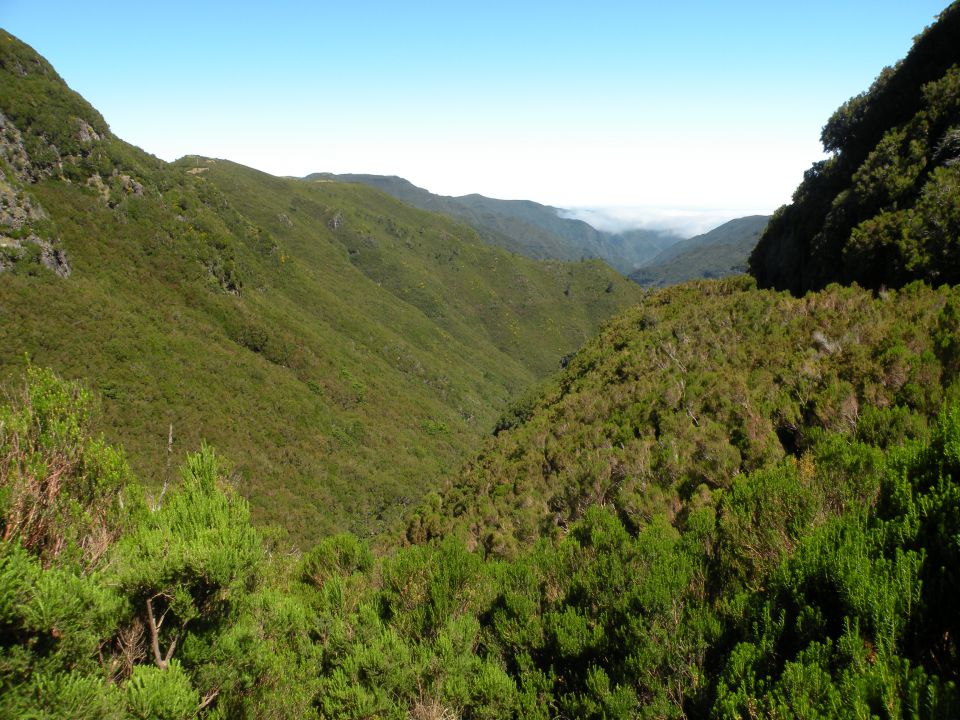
left=306, top=172, right=683, bottom=274
left=629, top=214, right=769, bottom=287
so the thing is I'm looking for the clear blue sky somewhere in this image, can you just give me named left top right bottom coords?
left=1, top=1, right=951, bottom=232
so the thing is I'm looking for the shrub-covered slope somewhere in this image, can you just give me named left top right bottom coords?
left=4, top=360, right=958, bottom=718
left=750, top=2, right=960, bottom=293
left=381, top=276, right=960, bottom=717
left=0, top=30, right=642, bottom=544
left=420, top=277, right=959, bottom=555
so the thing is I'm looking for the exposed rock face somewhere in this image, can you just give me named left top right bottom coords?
left=0, top=109, right=66, bottom=182
left=0, top=111, right=34, bottom=182
left=0, top=115, right=46, bottom=231
left=0, top=235, right=71, bottom=277
left=85, top=172, right=110, bottom=202
left=0, top=176, right=46, bottom=230
left=76, top=118, right=101, bottom=144
left=117, top=173, right=143, bottom=197
left=0, top=112, right=70, bottom=276
left=0, top=234, right=72, bottom=276
left=38, top=237, right=71, bottom=276
left=0, top=106, right=145, bottom=277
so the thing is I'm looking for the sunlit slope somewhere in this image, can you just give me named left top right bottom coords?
left=307, top=172, right=681, bottom=273
left=198, top=159, right=641, bottom=379
left=0, top=30, right=642, bottom=544
left=419, top=277, right=959, bottom=555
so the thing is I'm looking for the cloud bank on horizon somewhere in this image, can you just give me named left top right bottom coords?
left=558, top=206, right=768, bottom=238
left=1, top=1, right=949, bottom=224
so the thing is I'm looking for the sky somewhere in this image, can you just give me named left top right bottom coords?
left=1, top=1, right=951, bottom=234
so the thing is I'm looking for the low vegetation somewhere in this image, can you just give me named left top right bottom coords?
left=422, top=278, right=959, bottom=556
left=2, top=358, right=957, bottom=718
left=0, top=29, right=641, bottom=545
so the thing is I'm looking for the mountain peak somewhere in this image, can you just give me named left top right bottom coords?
left=0, top=29, right=111, bottom=177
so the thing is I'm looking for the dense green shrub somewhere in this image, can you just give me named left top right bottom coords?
left=750, top=3, right=960, bottom=293
left=3, top=350, right=960, bottom=719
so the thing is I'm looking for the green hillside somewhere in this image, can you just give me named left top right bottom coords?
left=629, top=215, right=768, bottom=287
left=308, top=173, right=681, bottom=273
left=418, top=277, right=959, bottom=554
left=750, top=1, right=960, bottom=293
left=5, top=4, right=960, bottom=719
left=0, top=29, right=642, bottom=545
left=4, top=286, right=959, bottom=718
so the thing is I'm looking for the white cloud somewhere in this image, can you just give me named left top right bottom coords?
left=558, top=206, right=768, bottom=238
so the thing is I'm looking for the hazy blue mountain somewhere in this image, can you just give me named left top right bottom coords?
left=306, top=173, right=682, bottom=273
left=629, top=215, right=769, bottom=287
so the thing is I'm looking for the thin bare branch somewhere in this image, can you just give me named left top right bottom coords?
left=155, top=424, right=173, bottom=511
left=145, top=594, right=179, bottom=670
left=198, top=688, right=220, bottom=711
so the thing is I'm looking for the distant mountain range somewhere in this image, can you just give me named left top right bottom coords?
left=629, top=215, right=769, bottom=287
left=307, top=174, right=770, bottom=285
left=305, top=173, right=682, bottom=274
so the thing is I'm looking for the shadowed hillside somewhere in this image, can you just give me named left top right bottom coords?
left=750, top=2, right=960, bottom=293
left=629, top=215, right=768, bottom=287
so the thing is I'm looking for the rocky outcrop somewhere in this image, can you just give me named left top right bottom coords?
left=76, top=118, right=101, bottom=144
left=0, top=176, right=46, bottom=230
left=0, top=113, right=70, bottom=277
left=0, top=235, right=71, bottom=277
left=0, top=111, right=34, bottom=183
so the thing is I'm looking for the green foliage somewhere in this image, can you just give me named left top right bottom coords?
left=0, top=368, right=325, bottom=719
left=750, top=3, right=960, bottom=293
left=0, top=540, right=125, bottom=718
left=0, top=32, right=642, bottom=546
left=0, top=365, right=140, bottom=567
left=125, top=662, right=198, bottom=720
left=425, top=278, right=950, bottom=554
left=116, top=444, right=264, bottom=660
left=714, top=406, right=960, bottom=718
left=3, top=363, right=960, bottom=718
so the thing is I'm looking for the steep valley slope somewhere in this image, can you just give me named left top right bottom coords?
left=421, top=277, right=959, bottom=554
left=3, top=4, right=960, bottom=718
left=629, top=214, right=769, bottom=288
left=0, top=29, right=642, bottom=545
